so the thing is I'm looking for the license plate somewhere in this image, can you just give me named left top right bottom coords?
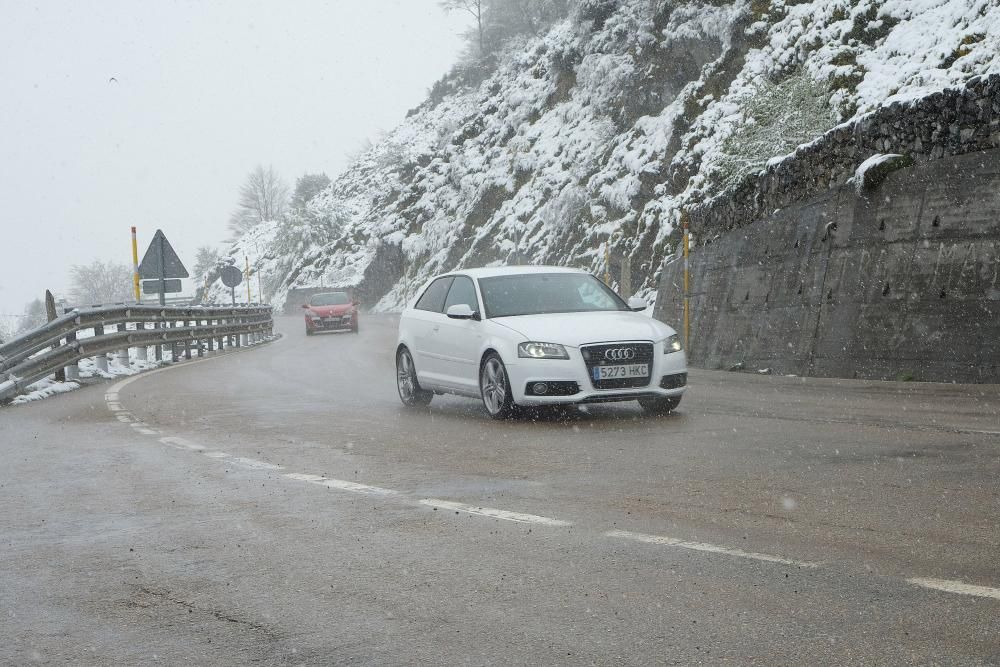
left=594, top=364, right=649, bottom=381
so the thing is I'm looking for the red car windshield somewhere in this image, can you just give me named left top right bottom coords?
left=310, top=293, right=350, bottom=306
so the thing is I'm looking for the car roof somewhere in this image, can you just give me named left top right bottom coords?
left=311, top=291, right=349, bottom=297
left=448, top=265, right=588, bottom=280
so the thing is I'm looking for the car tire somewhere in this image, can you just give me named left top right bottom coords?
left=480, top=352, right=517, bottom=420
left=638, top=395, right=681, bottom=415
left=396, top=347, right=432, bottom=407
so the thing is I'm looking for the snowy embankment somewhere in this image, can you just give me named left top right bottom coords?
left=10, top=354, right=169, bottom=405
left=211, top=0, right=1000, bottom=311
left=7, top=321, right=178, bottom=405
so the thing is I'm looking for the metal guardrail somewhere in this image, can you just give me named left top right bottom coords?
left=0, top=304, right=274, bottom=403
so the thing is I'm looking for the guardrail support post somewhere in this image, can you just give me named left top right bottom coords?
left=116, top=323, right=130, bottom=367
left=169, top=321, right=178, bottom=362
left=65, top=330, right=79, bottom=381
left=155, top=319, right=163, bottom=362
left=184, top=320, right=193, bottom=360
left=136, top=322, right=148, bottom=361
left=94, top=324, right=109, bottom=373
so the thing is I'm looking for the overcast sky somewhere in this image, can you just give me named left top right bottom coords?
left=0, top=0, right=468, bottom=317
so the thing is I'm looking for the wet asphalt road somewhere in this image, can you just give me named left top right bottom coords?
left=2, top=314, right=999, bottom=665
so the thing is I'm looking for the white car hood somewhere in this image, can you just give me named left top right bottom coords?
left=491, top=311, right=675, bottom=347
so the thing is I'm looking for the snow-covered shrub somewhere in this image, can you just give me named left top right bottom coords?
left=712, top=69, right=836, bottom=190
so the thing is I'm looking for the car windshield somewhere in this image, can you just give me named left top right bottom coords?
left=478, top=273, right=628, bottom=318
left=310, top=293, right=350, bottom=306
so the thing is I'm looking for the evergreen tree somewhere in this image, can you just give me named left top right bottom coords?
left=291, top=173, right=332, bottom=212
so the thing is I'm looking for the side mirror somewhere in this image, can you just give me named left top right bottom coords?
left=301, top=304, right=309, bottom=309
left=352, top=300, right=360, bottom=307
left=627, top=297, right=648, bottom=312
left=446, top=304, right=478, bottom=320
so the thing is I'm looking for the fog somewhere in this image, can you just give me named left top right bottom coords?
left=0, top=0, right=467, bottom=316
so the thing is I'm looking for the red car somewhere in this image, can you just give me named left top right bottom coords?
left=302, top=292, right=359, bottom=335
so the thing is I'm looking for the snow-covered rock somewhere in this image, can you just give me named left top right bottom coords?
left=852, top=153, right=914, bottom=195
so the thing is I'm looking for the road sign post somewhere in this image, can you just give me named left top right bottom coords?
left=220, top=265, right=243, bottom=307
left=138, top=229, right=189, bottom=359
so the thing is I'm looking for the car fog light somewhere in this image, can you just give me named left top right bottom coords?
left=533, top=382, right=548, bottom=395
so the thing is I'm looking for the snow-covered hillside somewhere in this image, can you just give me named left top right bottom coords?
left=213, top=0, right=1000, bottom=311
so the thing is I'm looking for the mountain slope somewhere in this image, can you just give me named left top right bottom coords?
left=218, top=0, right=1000, bottom=311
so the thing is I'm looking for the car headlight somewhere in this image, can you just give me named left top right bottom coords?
left=517, top=342, right=569, bottom=359
left=663, top=334, right=682, bottom=354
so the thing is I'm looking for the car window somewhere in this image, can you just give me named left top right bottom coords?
left=576, top=280, right=619, bottom=310
left=310, top=292, right=350, bottom=306
left=414, top=277, right=454, bottom=313
left=443, top=276, right=479, bottom=313
left=479, top=273, right=628, bottom=318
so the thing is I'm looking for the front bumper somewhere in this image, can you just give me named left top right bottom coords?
left=506, top=344, right=687, bottom=406
left=306, top=315, right=355, bottom=330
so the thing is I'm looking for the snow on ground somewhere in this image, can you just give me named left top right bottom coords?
left=9, top=352, right=172, bottom=405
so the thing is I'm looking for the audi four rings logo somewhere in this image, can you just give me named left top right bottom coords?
left=604, top=348, right=636, bottom=361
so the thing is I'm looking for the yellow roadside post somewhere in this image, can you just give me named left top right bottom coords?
left=130, top=226, right=141, bottom=303
left=604, top=239, right=612, bottom=286
left=682, top=210, right=691, bottom=350
left=245, top=256, right=252, bottom=304
left=257, top=261, right=264, bottom=305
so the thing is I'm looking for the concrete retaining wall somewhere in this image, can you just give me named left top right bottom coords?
left=654, top=148, right=1000, bottom=383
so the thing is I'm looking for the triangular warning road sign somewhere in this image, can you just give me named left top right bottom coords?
left=138, top=229, right=189, bottom=279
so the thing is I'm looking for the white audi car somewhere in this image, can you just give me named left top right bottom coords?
left=395, top=266, right=687, bottom=419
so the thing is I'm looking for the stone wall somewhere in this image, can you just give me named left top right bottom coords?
left=689, top=75, right=1000, bottom=234
left=654, top=147, right=1000, bottom=383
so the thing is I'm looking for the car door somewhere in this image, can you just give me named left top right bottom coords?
left=433, top=275, right=484, bottom=394
left=408, top=276, right=453, bottom=387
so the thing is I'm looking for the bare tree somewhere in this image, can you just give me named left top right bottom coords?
left=0, top=317, right=15, bottom=343
left=68, top=260, right=134, bottom=306
left=17, top=298, right=47, bottom=333
left=441, top=0, right=569, bottom=61
left=229, top=165, right=290, bottom=236
left=441, top=0, right=485, bottom=57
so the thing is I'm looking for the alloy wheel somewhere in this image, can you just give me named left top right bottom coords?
left=480, top=357, right=508, bottom=416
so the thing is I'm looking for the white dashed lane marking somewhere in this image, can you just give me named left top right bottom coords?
left=284, top=473, right=398, bottom=496
left=158, top=436, right=205, bottom=452
left=605, top=529, right=821, bottom=568
left=229, top=456, right=282, bottom=471
left=419, top=499, right=573, bottom=527
left=907, top=577, right=1000, bottom=600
